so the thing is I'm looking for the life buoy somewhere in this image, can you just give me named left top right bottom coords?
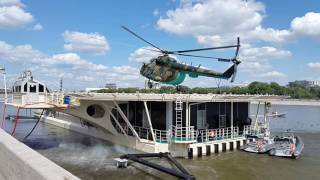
left=209, top=130, right=215, bottom=137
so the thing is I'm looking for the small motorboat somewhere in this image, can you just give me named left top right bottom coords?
left=241, top=135, right=275, bottom=154
left=268, top=133, right=304, bottom=158
left=268, top=111, right=287, bottom=118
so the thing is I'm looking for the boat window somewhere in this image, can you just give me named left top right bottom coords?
left=24, top=83, right=27, bottom=92
left=39, top=84, right=44, bottom=92
left=30, top=84, right=37, bottom=93
left=197, top=103, right=206, bottom=110
left=15, top=86, right=21, bottom=92
left=87, top=104, right=105, bottom=118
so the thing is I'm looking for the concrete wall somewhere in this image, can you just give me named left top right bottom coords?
left=0, top=129, right=80, bottom=180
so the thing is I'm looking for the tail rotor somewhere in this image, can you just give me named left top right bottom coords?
left=230, top=37, right=241, bottom=83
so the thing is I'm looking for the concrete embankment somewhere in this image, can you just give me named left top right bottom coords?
left=0, top=129, right=80, bottom=180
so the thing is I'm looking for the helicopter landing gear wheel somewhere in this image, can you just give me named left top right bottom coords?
left=147, top=81, right=153, bottom=89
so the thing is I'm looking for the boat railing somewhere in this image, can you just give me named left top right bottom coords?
left=154, top=129, right=168, bottom=143
left=133, top=126, right=169, bottom=143
left=171, top=125, right=196, bottom=143
left=134, top=126, right=151, bottom=140
left=9, top=92, right=64, bottom=106
left=198, top=127, right=241, bottom=143
left=243, top=125, right=252, bottom=135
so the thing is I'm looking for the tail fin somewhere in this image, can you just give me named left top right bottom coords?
left=222, top=64, right=235, bottom=79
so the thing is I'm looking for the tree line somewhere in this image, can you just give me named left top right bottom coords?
left=96, top=81, right=320, bottom=99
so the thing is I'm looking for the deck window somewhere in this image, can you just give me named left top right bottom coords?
left=39, top=84, right=44, bottom=92
left=87, top=104, right=105, bottom=118
left=24, top=83, right=27, bottom=92
left=30, top=84, right=37, bottom=93
left=15, top=86, right=21, bottom=92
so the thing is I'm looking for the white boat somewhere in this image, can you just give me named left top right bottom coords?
left=268, top=111, right=287, bottom=118
left=241, top=135, right=274, bottom=153
left=269, top=133, right=304, bottom=158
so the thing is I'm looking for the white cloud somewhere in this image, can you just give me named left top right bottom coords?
left=291, top=12, right=320, bottom=37
left=158, top=0, right=264, bottom=36
left=240, top=46, right=292, bottom=62
left=0, top=5, right=34, bottom=28
left=32, top=23, right=43, bottom=31
left=239, top=61, right=271, bottom=74
left=47, top=53, right=108, bottom=71
left=0, top=0, right=23, bottom=7
left=249, top=26, right=293, bottom=43
left=157, top=0, right=292, bottom=46
left=0, top=40, right=43, bottom=63
left=260, top=71, right=287, bottom=78
left=307, top=62, right=320, bottom=69
left=0, top=40, right=143, bottom=89
left=112, top=66, right=139, bottom=75
left=128, top=46, right=162, bottom=63
left=63, top=31, right=110, bottom=55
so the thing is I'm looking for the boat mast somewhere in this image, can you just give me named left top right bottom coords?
left=0, top=66, right=7, bottom=103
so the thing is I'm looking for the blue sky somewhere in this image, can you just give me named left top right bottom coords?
left=0, top=0, right=320, bottom=90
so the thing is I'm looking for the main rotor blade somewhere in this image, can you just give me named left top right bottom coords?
left=176, top=53, right=230, bottom=61
left=170, top=45, right=239, bottom=54
left=121, top=26, right=163, bottom=52
left=231, top=64, right=238, bottom=83
left=235, top=37, right=240, bottom=58
left=218, top=58, right=232, bottom=62
left=141, top=48, right=163, bottom=53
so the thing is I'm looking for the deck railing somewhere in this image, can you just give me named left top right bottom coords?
left=114, top=123, right=249, bottom=144
left=198, top=127, right=241, bottom=143
left=154, top=129, right=168, bottom=143
left=171, top=125, right=197, bottom=142
left=9, top=92, right=63, bottom=106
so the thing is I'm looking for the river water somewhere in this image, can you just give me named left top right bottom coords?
left=0, top=102, right=320, bottom=180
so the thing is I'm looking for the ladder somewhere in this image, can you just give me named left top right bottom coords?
left=175, top=98, right=183, bottom=139
left=175, top=98, right=183, bottom=127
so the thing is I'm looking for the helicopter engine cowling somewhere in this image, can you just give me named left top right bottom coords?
left=188, top=72, right=198, bottom=78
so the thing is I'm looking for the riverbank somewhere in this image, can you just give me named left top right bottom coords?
left=253, top=99, right=320, bottom=106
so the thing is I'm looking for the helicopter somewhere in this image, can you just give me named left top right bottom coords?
left=122, top=26, right=241, bottom=89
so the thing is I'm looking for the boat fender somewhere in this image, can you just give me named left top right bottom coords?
left=209, top=130, right=215, bottom=137
left=256, top=140, right=263, bottom=151
left=290, top=143, right=296, bottom=154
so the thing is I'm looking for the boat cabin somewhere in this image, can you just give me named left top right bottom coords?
left=11, top=70, right=49, bottom=106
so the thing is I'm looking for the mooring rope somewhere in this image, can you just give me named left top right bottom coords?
left=1, top=104, right=6, bottom=129
left=11, top=107, right=21, bottom=135
left=23, top=109, right=45, bottom=140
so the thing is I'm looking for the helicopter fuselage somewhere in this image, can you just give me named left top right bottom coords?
left=140, top=56, right=230, bottom=85
left=140, top=56, right=183, bottom=85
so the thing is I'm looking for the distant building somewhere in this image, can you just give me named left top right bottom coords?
left=288, top=80, right=320, bottom=87
left=85, top=88, right=106, bottom=92
left=105, top=83, right=117, bottom=89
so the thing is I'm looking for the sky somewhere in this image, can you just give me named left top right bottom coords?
left=0, top=0, right=320, bottom=90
